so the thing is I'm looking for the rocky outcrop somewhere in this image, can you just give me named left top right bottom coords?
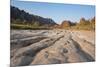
left=11, top=6, right=56, bottom=26
left=10, top=30, right=95, bottom=67
left=61, top=20, right=71, bottom=28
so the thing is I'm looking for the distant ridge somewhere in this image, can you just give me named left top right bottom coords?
left=11, top=6, right=57, bottom=27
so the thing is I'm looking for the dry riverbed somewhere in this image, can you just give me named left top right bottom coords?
left=10, top=30, right=95, bottom=67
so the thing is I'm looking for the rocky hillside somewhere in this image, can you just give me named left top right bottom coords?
left=54, top=17, right=95, bottom=30
left=11, top=6, right=56, bottom=28
left=61, top=20, right=71, bottom=28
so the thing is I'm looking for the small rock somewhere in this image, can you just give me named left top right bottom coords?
left=44, top=51, right=49, bottom=58
left=67, top=40, right=70, bottom=44
left=61, top=48, right=68, bottom=53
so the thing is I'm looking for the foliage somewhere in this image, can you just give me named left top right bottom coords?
left=11, top=23, right=50, bottom=30
left=71, top=17, right=95, bottom=30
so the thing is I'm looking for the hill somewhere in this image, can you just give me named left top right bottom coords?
left=54, top=17, right=95, bottom=31
left=11, top=6, right=57, bottom=29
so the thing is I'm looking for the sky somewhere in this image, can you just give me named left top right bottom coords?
left=11, top=0, right=95, bottom=24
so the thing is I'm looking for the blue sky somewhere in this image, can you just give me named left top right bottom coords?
left=11, top=0, right=95, bottom=24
